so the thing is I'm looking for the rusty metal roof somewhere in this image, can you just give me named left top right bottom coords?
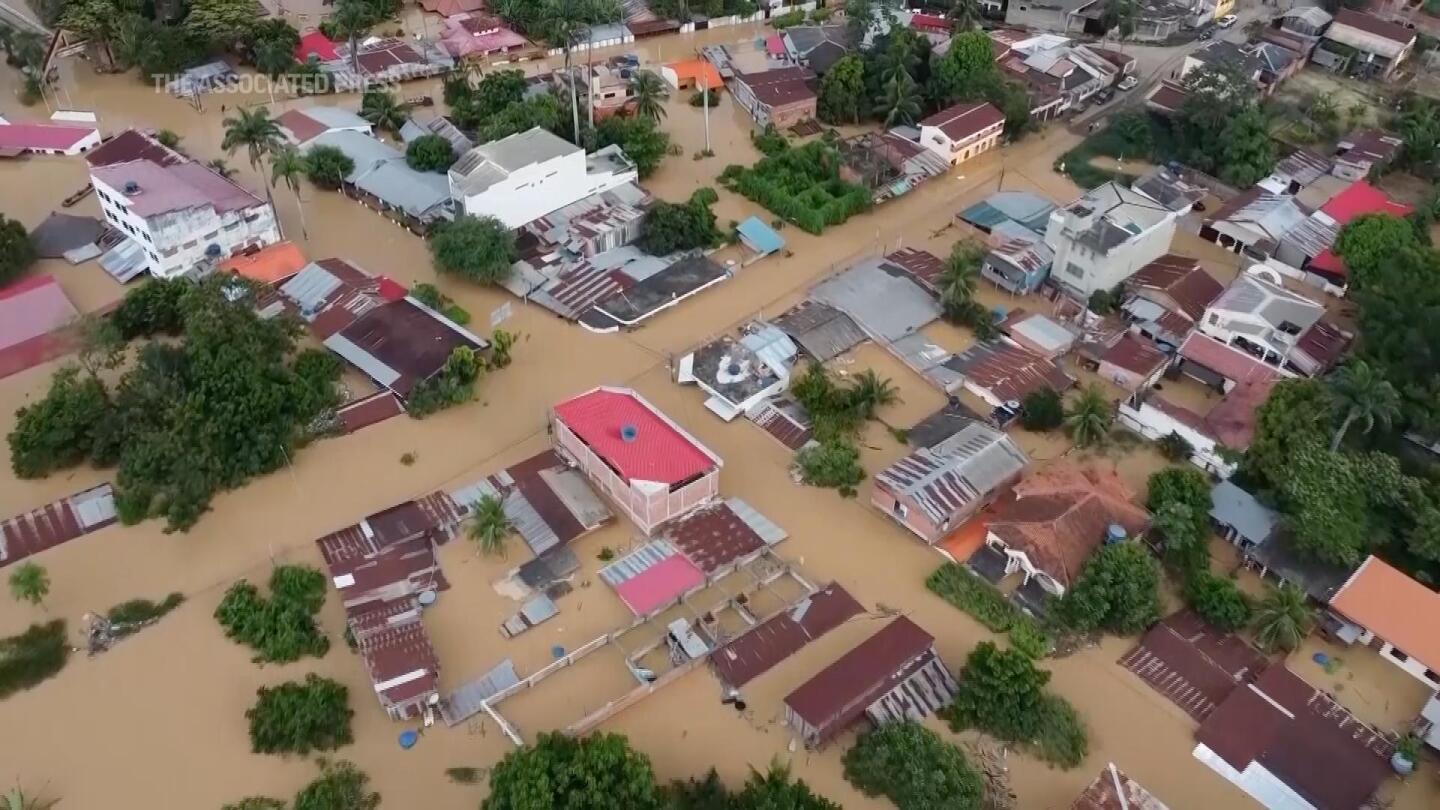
left=876, top=421, right=1028, bottom=527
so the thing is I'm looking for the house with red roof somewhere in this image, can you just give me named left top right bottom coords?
left=0, top=116, right=101, bottom=157
left=1328, top=556, right=1440, bottom=690
left=1121, top=254, right=1224, bottom=349
left=917, top=101, right=1005, bottom=167
left=294, top=30, right=340, bottom=64
left=783, top=616, right=956, bottom=749
left=551, top=386, right=722, bottom=534
left=1302, top=180, right=1413, bottom=286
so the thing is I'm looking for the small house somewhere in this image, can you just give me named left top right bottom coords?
left=731, top=67, right=817, bottom=129
left=1122, top=254, right=1223, bottom=349
left=1314, top=9, right=1416, bottom=79
left=1097, top=333, right=1168, bottom=392
left=1328, top=556, right=1440, bottom=689
left=917, top=101, right=1006, bottom=167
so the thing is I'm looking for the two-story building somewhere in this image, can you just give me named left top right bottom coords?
left=1044, top=181, right=1183, bottom=299
left=916, top=101, right=1006, bottom=167
left=1198, top=266, right=1351, bottom=376
left=1314, top=9, right=1417, bottom=79
left=86, top=130, right=280, bottom=280
left=449, top=127, right=637, bottom=229
left=731, top=66, right=818, bottom=129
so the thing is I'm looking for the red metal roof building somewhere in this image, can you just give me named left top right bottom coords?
left=1307, top=180, right=1414, bottom=281
left=1193, top=664, right=1393, bottom=809
left=294, top=30, right=340, bottom=63
left=709, top=583, right=864, bottom=689
left=1, top=484, right=116, bottom=569
left=0, top=273, right=78, bottom=355
left=0, top=120, right=101, bottom=156
left=1071, top=764, right=1171, bottom=810
left=552, top=386, right=722, bottom=534
left=1177, top=332, right=1283, bottom=389
left=917, top=101, right=1006, bottom=166
left=783, top=616, right=956, bottom=749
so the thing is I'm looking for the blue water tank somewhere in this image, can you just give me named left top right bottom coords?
left=620, top=424, right=639, bottom=442
left=1105, top=524, right=1127, bottom=544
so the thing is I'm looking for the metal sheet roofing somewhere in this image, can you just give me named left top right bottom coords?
left=876, top=422, right=1029, bottom=526
left=709, top=582, right=864, bottom=688
left=736, top=216, right=785, bottom=255
left=773, top=301, right=869, bottom=362
left=810, top=259, right=940, bottom=342
left=0, top=274, right=78, bottom=351
left=958, top=190, right=1056, bottom=234
left=783, top=616, right=935, bottom=740
left=0, top=121, right=97, bottom=151
left=554, top=386, right=720, bottom=485
left=1209, top=481, right=1278, bottom=547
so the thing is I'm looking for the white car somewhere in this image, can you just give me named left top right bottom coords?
left=1118, top=75, right=1139, bottom=91
left=1218, top=14, right=1238, bottom=27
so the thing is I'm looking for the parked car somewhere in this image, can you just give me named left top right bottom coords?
left=1218, top=14, right=1238, bottom=27
left=1118, top=75, right=1139, bottom=91
left=1095, top=88, right=1116, bottom=104
left=1199, top=28, right=1213, bottom=40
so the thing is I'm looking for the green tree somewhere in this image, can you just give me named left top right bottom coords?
left=222, top=798, right=287, bottom=810
left=1278, top=441, right=1377, bottom=566
left=8, top=563, right=49, bottom=607
left=1333, top=214, right=1423, bottom=289
left=595, top=114, right=671, bottom=179
left=1241, top=378, right=1330, bottom=489
left=3, top=787, right=60, bottom=810
left=271, top=146, right=310, bottom=240
left=222, top=106, right=284, bottom=183
left=877, top=72, right=923, bottom=127
left=946, top=0, right=980, bottom=30
left=7, top=366, right=111, bottom=479
left=937, top=239, right=984, bottom=314
left=850, top=370, right=899, bottom=420
left=1059, top=541, right=1161, bottom=635
left=484, top=731, right=662, bottom=810
left=185, top=0, right=258, bottom=45
left=629, top=69, right=670, bottom=122
left=945, top=641, right=1048, bottom=741
left=1153, top=501, right=1208, bottom=575
left=429, top=215, right=516, bottom=285
left=329, top=0, right=378, bottom=75
left=467, top=495, right=512, bottom=557
left=818, top=54, right=866, bottom=124
left=0, top=620, right=70, bottom=700
left=928, top=30, right=995, bottom=106
left=405, top=134, right=456, bottom=172
left=479, top=92, right=566, bottom=142
left=406, top=346, right=484, bottom=417
left=1327, top=360, right=1400, bottom=450
left=636, top=190, right=721, bottom=255
left=214, top=565, right=330, bottom=663
left=1184, top=572, right=1251, bottom=632
left=489, top=328, right=516, bottom=369
left=1218, top=106, right=1277, bottom=188
left=294, top=759, right=379, bottom=810
left=1064, top=385, right=1113, bottom=448
left=1020, top=388, right=1064, bottom=431
left=666, top=762, right=840, bottom=810
left=1157, top=431, right=1194, bottom=462
left=0, top=214, right=36, bottom=286
left=1145, top=466, right=1211, bottom=515
left=1111, top=111, right=1153, bottom=157
left=156, top=129, right=183, bottom=149
left=360, top=90, right=411, bottom=134
left=247, top=674, right=354, bottom=755
left=251, top=18, right=300, bottom=78
left=796, top=439, right=865, bottom=495
left=1395, top=96, right=1439, bottom=172
left=1251, top=583, right=1313, bottom=653
left=304, top=145, right=355, bottom=190
left=842, top=722, right=982, bottom=810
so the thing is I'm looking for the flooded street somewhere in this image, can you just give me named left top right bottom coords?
left=3, top=28, right=1439, bottom=810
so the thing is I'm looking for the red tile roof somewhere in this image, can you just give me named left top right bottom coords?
left=709, top=583, right=864, bottom=688
left=0, top=274, right=78, bottom=352
left=1126, top=254, right=1223, bottom=322
left=295, top=30, right=340, bottom=62
left=986, top=464, right=1149, bottom=588
left=221, top=241, right=308, bottom=284
left=784, top=616, right=935, bottom=743
left=0, top=121, right=96, bottom=151
left=1196, top=665, right=1392, bottom=809
left=1203, top=376, right=1276, bottom=450
left=84, top=129, right=184, bottom=168
left=554, top=387, right=719, bottom=485
left=1178, top=333, right=1280, bottom=386
left=738, top=67, right=816, bottom=108
left=920, top=101, right=1005, bottom=142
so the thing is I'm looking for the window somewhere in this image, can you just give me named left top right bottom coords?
left=1065, top=262, right=1084, bottom=278
left=892, top=502, right=908, bottom=519
left=1425, top=669, right=1439, bottom=684
left=1389, top=647, right=1409, bottom=663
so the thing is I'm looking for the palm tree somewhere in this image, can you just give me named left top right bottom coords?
left=1064, top=385, right=1113, bottom=448
left=8, top=562, right=49, bottom=606
left=467, top=495, right=512, bottom=557
left=879, top=32, right=918, bottom=84
left=271, top=146, right=310, bottom=241
left=1327, top=360, right=1400, bottom=451
left=877, top=72, right=922, bottom=128
left=947, top=0, right=981, bottom=30
left=4, top=786, right=59, bottom=810
left=628, top=69, right=669, bottom=123
left=1252, top=583, right=1313, bottom=653
left=545, top=0, right=597, bottom=142
left=850, top=370, right=899, bottom=419
left=937, top=241, right=983, bottom=314
left=360, top=90, right=411, bottom=135
left=221, top=107, right=283, bottom=186
left=330, top=0, right=375, bottom=75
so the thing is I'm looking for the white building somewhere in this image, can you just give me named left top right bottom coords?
left=275, top=106, right=374, bottom=148
left=449, top=127, right=637, bottom=228
left=86, top=130, right=280, bottom=280
left=916, top=101, right=1006, bottom=167
left=1198, top=266, right=1324, bottom=369
left=1044, top=181, right=1182, bottom=299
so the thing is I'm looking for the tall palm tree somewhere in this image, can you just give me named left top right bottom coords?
left=221, top=106, right=283, bottom=187
left=850, top=370, right=899, bottom=420
left=628, top=69, right=669, bottom=123
left=1327, top=360, right=1400, bottom=451
left=1064, top=385, right=1113, bottom=448
left=880, top=31, right=918, bottom=84
left=1252, top=583, right=1313, bottom=653
left=360, top=90, right=411, bottom=135
left=271, top=146, right=309, bottom=241
left=4, top=786, right=59, bottom=810
left=545, top=0, right=599, bottom=142
left=877, top=72, right=922, bottom=128
left=467, top=495, right=512, bottom=557
left=330, top=0, right=374, bottom=76
left=947, top=0, right=981, bottom=30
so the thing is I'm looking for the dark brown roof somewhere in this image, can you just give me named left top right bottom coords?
left=883, top=247, right=945, bottom=293
left=1146, top=81, right=1188, bottom=114
left=337, top=299, right=484, bottom=397
left=1127, top=254, right=1223, bottom=322
left=1121, top=610, right=1268, bottom=722
left=1196, top=665, right=1393, bottom=809
left=1331, top=8, right=1415, bottom=45
left=1100, top=333, right=1168, bottom=378
left=356, top=613, right=441, bottom=707
left=783, top=616, right=935, bottom=742
left=919, top=101, right=1006, bottom=142
left=1203, top=376, right=1275, bottom=450
left=710, top=582, right=864, bottom=688
left=1070, top=765, right=1170, bottom=810
left=84, top=129, right=184, bottom=168
left=337, top=391, right=404, bottom=434
left=944, top=341, right=1074, bottom=404
left=663, top=501, right=764, bottom=574
left=1294, top=319, right=1351, bottom=372
left=986, top=464, right=1149, bottom=588
left=738, top=67, right=816, bottom=108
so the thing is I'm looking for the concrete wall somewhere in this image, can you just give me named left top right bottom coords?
left=918, top=121, right=1004, bottom=166
left=456, top=149, right=635, bottom=229
left=1117, top=397, right=1237, bottom=477
left=1048, top=213, right=1178, bottom=298
left=871, top=484, right=945, bottom=544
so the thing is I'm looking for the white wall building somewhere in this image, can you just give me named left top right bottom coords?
left=1198, top=266, right=1324, bottom=368
left=449, top=127, right=638, bottom=229
left=916, top=101, right=1006, bottom=167
left=1045, top=181, right=1181, bottom=298
left=87, top=130, right=280, bottom=280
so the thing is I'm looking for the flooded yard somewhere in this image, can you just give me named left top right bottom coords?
left=4, top=31, right=1440, bottom=810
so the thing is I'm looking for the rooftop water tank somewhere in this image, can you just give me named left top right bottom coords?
left=620, top=424, right=638, bottom=442
left=1105, top=523, right=1128, bottom=544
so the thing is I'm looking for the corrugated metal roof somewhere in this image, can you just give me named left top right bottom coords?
left=323, top=333, right=402, bottom=386
left=876, top=422, right=1028, bottom=525
left=810, top=259, right=940, bottom=342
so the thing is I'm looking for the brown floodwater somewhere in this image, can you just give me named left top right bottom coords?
left=3, top=30, right=1439, bottom=810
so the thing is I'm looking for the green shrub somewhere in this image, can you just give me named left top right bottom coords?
left=843, top=722, right=982, bottom=810
left=0, top=620, right=70, bottom=699
left=944, top=642, right=1088, bottom=769
left=1184, top=572, right=1252, bottom=632
left=106, top=592, right=185, bottom=636
left=796, top=439, right=865, bottom=495
left=1033, top=694, right=1090, bottom=768
left=771, top=9, right=804, bottom=27
left=247, top=674, right=354, bottom=755
left=926, top=564, right=1051, bottom=658
left=214, top=566, right=329, bottom=664
left=1008, top=619, right=1053, bottom=659
left=1020, top=388, right=1064, bottom=431
left=443, top=304, right=471, bottom=325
